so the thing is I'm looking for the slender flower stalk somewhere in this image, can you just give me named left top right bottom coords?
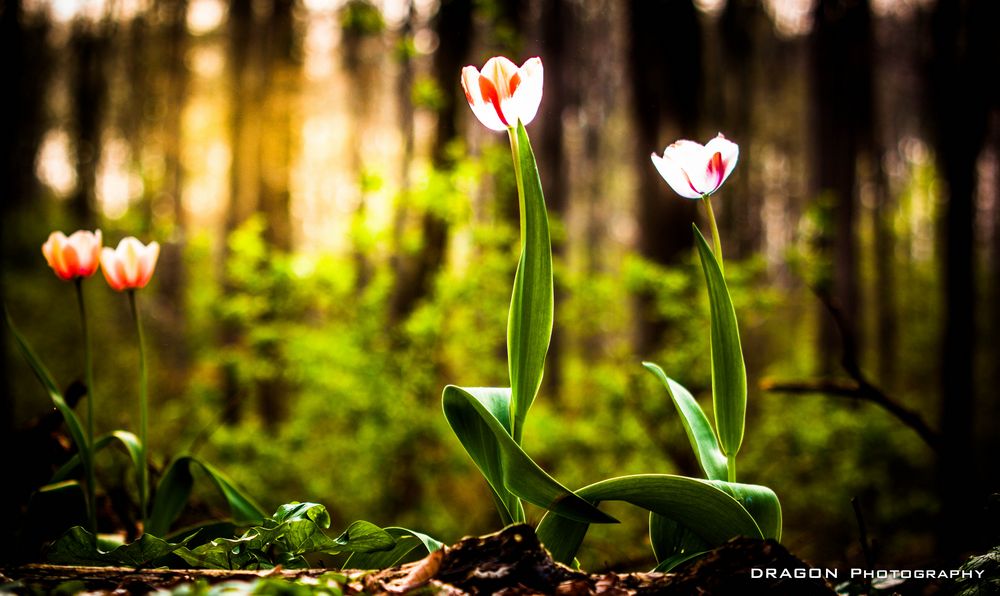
left=507, top=129, right=526, bottom=240
left=74, top=278, right=98, bottom=533
left=701, top=195, right=724, bottom=273
left=127, top=290, right=150, bottom=527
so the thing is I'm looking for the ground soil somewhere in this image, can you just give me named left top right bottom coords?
left=0, top=524, right=841, bottom=594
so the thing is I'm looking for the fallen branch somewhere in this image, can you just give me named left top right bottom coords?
left=761, top=290, right=942, bottom=453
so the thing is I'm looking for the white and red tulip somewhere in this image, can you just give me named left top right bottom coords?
left=651, top=134, right=739, bottom=199
left=461, top=56, right=544, bottom=132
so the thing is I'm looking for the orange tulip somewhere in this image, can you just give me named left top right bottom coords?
left=100, top=237, right=160, bottom=291
left=461, top=56, right=543, bottom=131
left=42, top=230, right=103, bottom=280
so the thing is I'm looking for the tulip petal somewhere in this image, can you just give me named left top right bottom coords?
left=137, top=242, right=160, bottom=288
left=462, top=66, right=507, bottom=132
left=101, top=247, right=125, bottom=291
left=513, top=57, right=544, bottom=127
left=704, top=134, right=739, bottom=191
left=120, top=237, right=144, bottom=284
left=651, top=152, right=702, bottom=199
left=479, top=75, right=509, bottom=128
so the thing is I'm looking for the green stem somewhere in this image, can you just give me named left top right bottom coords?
left=727, top=455, right=737, bottom=483
left=506, top=124, right=528, bottom=523
left=128, top=290, right=149, bottom=529
left=701, top=195, right=724, bottom=274
left=507, top=124, right=525, bottom=445
left=74, top=278, right=97, bottom=535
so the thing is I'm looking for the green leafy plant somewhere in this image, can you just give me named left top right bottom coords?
left=45, top=502, right=401, bottom=570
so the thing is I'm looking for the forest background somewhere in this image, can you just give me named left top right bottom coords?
left=1, top=0, right=998, bottom=572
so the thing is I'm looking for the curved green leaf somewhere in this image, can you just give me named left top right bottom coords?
left=693, top=226, right=747, bottom=459
left=47, top=526, right=197, bottom=567
left=642, top=362, right=728, bottom=481
left=535, top=474, right=762, bottom=565
left=51, top=430, right=143, bottom=484
left=5, top=306, right=91, bottom=472
left=707, top=480, right=782, bottom=541
left=648, top=513, right=710, bottom=570
left=441, top=386, right=522, bottom=525
left=507, top=121, right=553, bottom=444
left=442, top=385, right=616, bottom=525
left=147, top=455, right=265, bottom=537
left=344, top=527, right=444, bottom=569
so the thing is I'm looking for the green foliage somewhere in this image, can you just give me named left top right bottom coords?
left=45, top=504, right=401, bottom=570
left=411, top=77, right=445, bottom=112
left=340, top=0, right=385, bottom=36
left=168, top=573, right=352, bottom=596
left=174, top=503, right=394, bottom=570
left=47, top=527, right=197, bottom=567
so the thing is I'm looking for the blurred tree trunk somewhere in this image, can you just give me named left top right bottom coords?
left=718, top=0, right=763, bottom=259
left=220, top=0, right=257, bottom=425
left=809, top=0, right=874, bottom=373
left=255, top=0, right=298, bottom=430
left=927, top=0, right=998, bottom=559
left=70, top=16, right=113, bottom=226
left=0, top=0, right=51, bottom=467
left=529, top=0, right=575, bottom=400
left=341, top=1, right=383, bottom=292
left=389, top=1, right=416, bottom=258
left=627, top=0, right=701, bottom=355
left=156, top=0, right=192, bottom=403
left=388, top=0, right=472, bottom=324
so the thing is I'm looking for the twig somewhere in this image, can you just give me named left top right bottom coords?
left=851, top=497, right=875, bottom=570
left=761, top=290, right=942, bottom=453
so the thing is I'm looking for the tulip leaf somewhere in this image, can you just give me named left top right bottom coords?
left=693, top=225, right=747, bottom=461
left=706, top=480, right=782, bottom=541
left=642, top=362, right=728, bottom=482
left=535, top=474, right=762, bottom=565
left=147, top=455, right=265, bottom=537
left=344, top=527, right=444, bottom=569
left=507, top=121, right=553, bottom=444
left=648, top=513, right=710, bottom=571
left=51, top=430, right=143, bottom=484
left=441, top=386, right=522, bottom=525
left=442, top=385, right=616, bottom=525
left=4, top=305, right=92, bottom=482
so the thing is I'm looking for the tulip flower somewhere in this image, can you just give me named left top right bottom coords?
left=42, top=229, right=104, bottom=533
left=650, top=134, right=739, bottom=200
left=461, top=56, right=543, bottom=132
left=42, top=230, right=103, bottom=280
left=100, top=237, right=160, bottom=292
left=651, top=134, right=739, bottom=271
left=101, top=236, right=159, bottom=526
